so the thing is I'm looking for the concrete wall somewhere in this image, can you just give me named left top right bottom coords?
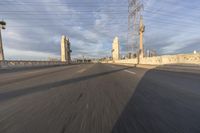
left=0, top=60, right=67, bottom=69
left=113, top=59, right=138, bottom=64
left=103, top=53, right=200, bottom=65
left=140, top=54, right=200, bottom=65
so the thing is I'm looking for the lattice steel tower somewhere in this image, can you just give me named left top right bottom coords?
left=127, top=0, right=143, bottom=57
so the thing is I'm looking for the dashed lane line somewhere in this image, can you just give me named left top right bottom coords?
left=124, top=70, right=136, bottom=75
left=77, top=68, right=87, bottom=73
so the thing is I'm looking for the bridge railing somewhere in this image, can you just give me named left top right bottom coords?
left=101, top=53, right=200, bottom=65
left=0, top=60, right=68, bottom=68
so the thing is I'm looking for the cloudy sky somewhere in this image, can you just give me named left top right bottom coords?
left=0, top=0, right=200, bottom=60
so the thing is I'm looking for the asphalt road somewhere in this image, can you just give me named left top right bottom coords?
left=0, top=64, right=200, bottom=133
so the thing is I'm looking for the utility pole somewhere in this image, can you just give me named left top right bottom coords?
left=139, top=15, right=145, bottom=58
left=0, top=21, right=6, bottom=61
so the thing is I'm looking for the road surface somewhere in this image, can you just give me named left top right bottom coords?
left=0, top=64, right=200, bottom=133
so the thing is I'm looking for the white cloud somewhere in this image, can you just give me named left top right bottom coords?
left=4, top=48, right=59, bottom=60
left=1, top=0, right=200, bottom=60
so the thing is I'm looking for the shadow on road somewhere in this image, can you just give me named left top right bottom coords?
left=0, top=65, right=66, bottom=74
left=112, top=69, right=200, bottom=133
left=0, top=66, right=76, bottom=86
left=0, top=67, right=131, bottom=102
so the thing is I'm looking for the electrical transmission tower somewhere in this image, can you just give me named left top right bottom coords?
left=127, top=0, right=143, bottom=58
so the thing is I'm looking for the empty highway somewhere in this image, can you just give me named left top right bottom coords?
left=0, top=64, right=200, bottom=133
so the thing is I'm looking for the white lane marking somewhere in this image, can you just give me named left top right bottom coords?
left=111, top=65, right=119, bottom=69
left=77, top=68, right=87, bottom=73
left=124, top=70, right=136, bottom=75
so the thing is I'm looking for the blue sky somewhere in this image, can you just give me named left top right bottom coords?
left=0, top=0, right=200, bottom=60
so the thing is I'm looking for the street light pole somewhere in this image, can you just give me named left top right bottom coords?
left=0, top=21, right=6, bottom=61
left=0, top=30, right=4, bottom=60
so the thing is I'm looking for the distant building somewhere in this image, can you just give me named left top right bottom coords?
left=61, top=35, right=72, bottom=63
left=112, top=37, right=120, bottom=61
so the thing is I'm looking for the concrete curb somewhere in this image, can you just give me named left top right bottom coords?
left=110, top=63, right=200, bottom=74
left=153, top=65, right=200, bottom=74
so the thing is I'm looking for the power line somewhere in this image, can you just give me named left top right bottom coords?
left=144, top=9, right=200, bottom=21
left=0, top=12, right=127, bottom=15
left=2, top=16, right=199, bottom=27
left=0, top=1, right=128, bottom=5
left=6, top=23, right=128, bottom=28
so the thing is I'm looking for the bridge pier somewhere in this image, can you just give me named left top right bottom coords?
left=61, top=36, right=72, bottom=64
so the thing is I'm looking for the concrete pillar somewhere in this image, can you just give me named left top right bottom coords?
left=61, top=35, right=72, bottom=63
left=61, top=35, right=66, bottom=62
left=112, top=37, right=120, bottom=61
